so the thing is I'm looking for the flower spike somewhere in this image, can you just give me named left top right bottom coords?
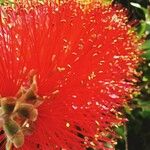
left=0, top=0, right=141, bottom=149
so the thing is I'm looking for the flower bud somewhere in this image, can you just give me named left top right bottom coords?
left=25, top=90, right=37, bottom=104
left=16, top=104, right=38, bottom=121
left=12, top=130, right=24, bottom=148
left=3, top=118, right=20, bottom=138
left=1, top=98, right=16, bottom=114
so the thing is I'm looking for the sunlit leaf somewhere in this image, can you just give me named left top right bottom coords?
left=142, top=40, right=150, bottom=50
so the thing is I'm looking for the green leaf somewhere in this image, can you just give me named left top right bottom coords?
left=136, top=22, right=147, bottom=36
left=140, top=110, right=150, bottom=118
left=145, top=24, right=150, bottom=32
left=139, top=101, right=150, bottom=107
left=115, top=126, right=125, bottom=139
left=142, top=40, right=150, bottom=50
left=130, top=2, right=148, bottom=15
left=142, top=50, right=150, bottom=59
left=142, top=76, right=149, bottom=82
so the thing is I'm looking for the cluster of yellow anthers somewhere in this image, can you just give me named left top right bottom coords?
left=76, top=0, right=112, bottom=5
left=76, top=0, right=95, bottom=5
left=0, top=70, right=43, bottom=149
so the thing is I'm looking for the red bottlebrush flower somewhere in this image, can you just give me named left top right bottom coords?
left=0, top=1, right=141, bottom=150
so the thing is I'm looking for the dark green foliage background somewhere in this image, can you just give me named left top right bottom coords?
left=113, top=0, right=150, bottom=150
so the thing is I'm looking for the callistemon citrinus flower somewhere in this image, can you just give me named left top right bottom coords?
left=0, top=0, right=141, bottom=149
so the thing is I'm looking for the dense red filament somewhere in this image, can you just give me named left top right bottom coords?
left=0, top=1, right=141, bottom=149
